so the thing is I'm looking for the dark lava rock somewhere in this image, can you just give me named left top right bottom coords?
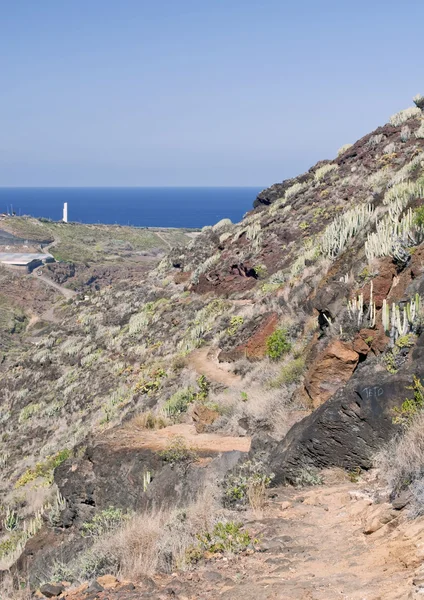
left=39, top=582, right=65, bottom=597
left=86, top=580, right=104, bottom=593
left=264, top=359, right=424, bottom=484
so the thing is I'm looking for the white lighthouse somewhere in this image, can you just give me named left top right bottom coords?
left=63, top=202, right=68, bottom=223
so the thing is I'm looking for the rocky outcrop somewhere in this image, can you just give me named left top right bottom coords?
left=192, top=403, right=220, bottom=433
left=55, top=440, right=244, bottom=524
left=218, top=312, right=279, bottom=362
left=304, top=339, right=360, bottom=407
left=266, top=357, right=424, bottom=484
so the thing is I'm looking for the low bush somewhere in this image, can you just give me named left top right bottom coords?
left=375, top=408, right=424, bottom=496
left=415, top=205, right=424, bottom=228
left=294, top=467, right=323, bottom=487
left=159, top=436, right=198, bottom=465
left=224, top=460, right=274, bottom=510
left=15, top=449, right=71, bottom=488
left=392, top=376, right=424, bottom=428
left=163, top=388, right=195, bottom=418
left=266, top=329, right=291, bottom=360
left=196, top=521, right=254, bottom=554
left=81, top=506, right=129, bottom=538
left=272, top=357, right=306, bottom=386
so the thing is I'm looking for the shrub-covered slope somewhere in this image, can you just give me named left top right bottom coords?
left=2, top=98, right=424, bottom=596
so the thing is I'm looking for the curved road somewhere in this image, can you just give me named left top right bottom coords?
left=30, top=266, right=76, bottom=299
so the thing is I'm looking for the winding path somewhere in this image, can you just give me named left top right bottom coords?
left=30, top=266, right=76, bottom=299
left=188, top=346, right=242, bottom=387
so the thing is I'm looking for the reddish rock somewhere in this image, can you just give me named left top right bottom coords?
left=411, top=247, right=424, bottom=279
left=218, top=313, right=279, bottom=361
left=304, top=340, right=359, bottom=407
left=174, top=271, right=191, bottom=284
left=192, top=403, right=220, bottom=433
left=353, top=335, right=370, bottom=356
left=361, top=258, right=397, bottom=308
left=97, top=575, right=119, bottom=589
left=358, top=327, right=389, bottom=355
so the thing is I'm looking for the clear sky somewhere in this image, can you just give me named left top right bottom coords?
left=1, top=0, right=423, bottom=187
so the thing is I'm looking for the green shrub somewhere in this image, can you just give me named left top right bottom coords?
left=82, top=507, right=128, bottom=538
left=163, top=377, right=210, bottom=418
left=159, top=436, right=198, bottom=465
left=196, top=375, right=209, bottom=401
left=266, top=329, right=291, bottom=360
left=294, top=467, right=323, bottom=487
left=253, top=265, right=268, bottom=279
left=0, top=531, right=25, bottom=559
left=18, top=403, right=42, bottom=423
left=163, top=388, right=195, bottom=417
left=393, top=376, right=424, bottom=428
left=224, top=460, right=274, bottom=509
left=197, top=521, right=254, bottom=554
left=227, top=316, right=244, bottom=336
left=15, top=448, right=71, bottom=488
left=414, top=205, right=424, bottom=228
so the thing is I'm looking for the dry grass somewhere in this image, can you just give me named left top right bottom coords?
left=82, top=483, right=221, bottom=580
left=209, top=383, right=290, bottom=439
left=0, top=575, right=31, bottom=600
left=374, top=412, right=424, bottom=494
left=129, top=411, right=168, bottom=430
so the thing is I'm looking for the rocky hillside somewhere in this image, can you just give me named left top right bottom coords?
left=2, top=97, right=424, bottom=599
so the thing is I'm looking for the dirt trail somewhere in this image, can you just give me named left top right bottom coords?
left=110, top=422, right=250, bottom=454
left=189, top=347, right=242, bottom=387
left=31, top=267, right=76, bottom=299
left=155, top=231, right=173, bottom=249
left=63, top=475, right=424, bottom=600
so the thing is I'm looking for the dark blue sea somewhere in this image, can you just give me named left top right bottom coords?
left=0, top=187, right=263, bottom=228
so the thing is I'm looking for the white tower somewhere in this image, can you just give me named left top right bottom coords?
left=63, top=202, right=68, bottom=223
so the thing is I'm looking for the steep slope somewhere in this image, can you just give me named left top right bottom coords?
left=2, top=98, right=424, bottom=598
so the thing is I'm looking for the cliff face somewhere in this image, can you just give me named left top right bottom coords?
left=2, top=100, right=424, bottom=597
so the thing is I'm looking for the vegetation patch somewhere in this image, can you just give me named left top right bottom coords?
left=159, top=436, right=199, bottom=465
left=82, top=507, right=129, bottom=538
left=196, top=521, right=255, bottom=555
left=392, top=376, right=424, bottom=428
left=224, top=460, right=274, bottom=509
left=15, top=449, right=71, bottom=488
left=266, top=329, right=291, bottom=360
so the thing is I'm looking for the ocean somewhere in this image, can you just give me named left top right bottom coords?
left=0, top=187, right=263, bottom=229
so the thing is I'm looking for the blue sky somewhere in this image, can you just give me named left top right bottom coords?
left=1, top=0, right=423, bottom=187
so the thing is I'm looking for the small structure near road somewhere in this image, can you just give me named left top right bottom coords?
left=0, top=252, right=55, bottom=273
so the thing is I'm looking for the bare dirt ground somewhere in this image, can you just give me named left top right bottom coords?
left=31, top=265, right=76, bottom=299
left=63, top=473, right=424, bottom=600
left=189, top=347, right=242, bottom=388
left=111, top=422, right=251, bottom=454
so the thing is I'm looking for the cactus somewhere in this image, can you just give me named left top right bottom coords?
left=143, top=470, right=151, bottom=492
left=3, top=507, right=18, bottom=532
left=321, top=204, right=374, bottom=259
left=381, top=294, right=421, bottom=346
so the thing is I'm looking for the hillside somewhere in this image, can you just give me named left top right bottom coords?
left=2, top=98, right=424, bottom=599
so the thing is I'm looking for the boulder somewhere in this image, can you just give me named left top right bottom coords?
left=356, top=327, right=389, bottom=355
left=304, top=339, right=359, bottom=407
left=361, top=259, right=396, bottom=308
left=97, top=574, right=119, bottom=589
left=192, top=403, right=220, bottom=433
left=266, top=359, right=423, bottom=484
left=39, top=583, right=65, bottom=598
left=312, top=281, right=350, bottom=321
